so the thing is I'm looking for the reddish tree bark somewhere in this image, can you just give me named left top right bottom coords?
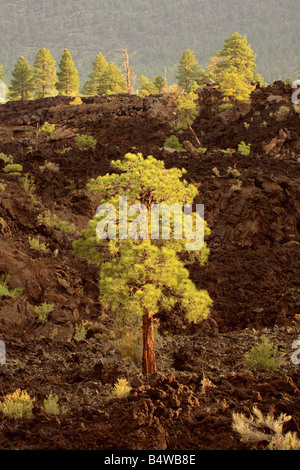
left=142, top=311, right=157, bottom=375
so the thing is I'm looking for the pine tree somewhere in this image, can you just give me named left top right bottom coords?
left=216, top=32, right=257, bottom=82
left=33, top=48, right=57, bottom=98
left=220, top=66, right=255, bottom=117
left=56, top=49, right=79, bottom=96
left=9, top=57, right=35, bottom=100
left=82, top=52, right=108, bottom=95
left=137, top=74, right=156, bottom=96
left=176, top=49, right=200, bottom=92
left=153, top=75, right=165, bottom=94
left=73, top=153, right=212, bottom=375
left=97, top=62, right=126, bottom=95
left=0, top=65, right=5, bottom=82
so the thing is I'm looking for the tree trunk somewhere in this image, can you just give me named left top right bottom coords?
left=142, top=311, right=157, bottom=375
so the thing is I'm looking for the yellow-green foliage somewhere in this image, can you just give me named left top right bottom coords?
left=0, top=389, right=34, bottom=419
left=43, top=394, right=66, bottom=415
left=37, top=210, right=75, bottom=232
left=69, top=96, right=83, bottom=105
left=243, top=335, right=282, bottom=372
left=28, top=236, right=48, bottom=252
left=0, top=274, right=23, bottom=298
left=34, top=302, right=54, bottom=322
left=39, top=121, right=55, bottom=137
left=107, top=378, right=132, bottom=401
left=232, top=406, right=300, bottom=450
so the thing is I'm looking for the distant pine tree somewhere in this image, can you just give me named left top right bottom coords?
left=220, top=66, right=255, bottom=117
left=97, top=62, right=127, bottom=95
left=176, top=49, right=200, bottom=92
left=34, top=48, right=57, bottom=98
left=0, top=65, right=5, bottom=82
left=9, top=57, right=35, bottom=100
left=56, top=49, right=79, bottom=96
left=81, top=52, right=108, bottom=95
left=216, top=32, right=257, bottom=82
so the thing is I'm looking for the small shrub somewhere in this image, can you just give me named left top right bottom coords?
left=34, top=302, right=54, bottom=322
left=243, top=335, right=282, bottom=372
left=237, top=141, right=251, bottom=156
left=43, top=394, right=66, bottom=415
left=39, top=122, right=55, bottom=138
left=0, top=389, right=34, bottom=419
left=37, top=211, right=75, bottom=233
left=28, top=236, right=48, bottom=252
left=232, top=406, right=300, bottom=450
left=40, top=161, right=59, bottom=172
left=230, top=179, right=242, bottom=192
left=20, top=174, right=37, bottom=202
left=74, top=133, right=97, bottom=150
left=107, top=378, right=131, bottom=401
left=0, top=182, right=6, bottom=191
left=276, top=106, right=291, bottom=122
left=163, top=135, right=182, bottom=150
left=3, top=164, right=23, bottom=175
left=197, top=147, right=207, bottom=154
left=244, top=122, right=250, bottom=130
left=69, top=96, right=83, bottom=105
left=0, top=153, right=13, bottom=164
left=0, top=274, right=23, bottom=298
left=218, top=103, right=233, bottom=112
left=74, top=322, right=87, bottom=341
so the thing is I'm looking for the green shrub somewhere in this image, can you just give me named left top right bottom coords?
left=3, top=164, right=23, bottom=175
left=39, top=122, right=55, bottom=138
left=163, top=135, right=182, bottom=150
left=218, top=103, right=233, bottom=112
left=106, top=378, right=131, bottom=401
left=0, top=274, right=23, bottom=298
left=0, top=153, right=13, bottom=164
left=243, top=335, right=282, bottom=372
left=74, top=133, right=97, bottom=150
left=74, top=322, right=87, bottom=341
left=43, top=394, right=66, bottom=415
left=28, top=236, right=48, bottom=252
left=37, top=211, right=75, bottom=233
left=237, top=141, right=251, bottom=156
left=0, top=389, right=34, bottom=419
left=34, top=302, right=54, bottom=322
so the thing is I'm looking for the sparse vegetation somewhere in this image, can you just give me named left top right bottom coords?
left=232, top=407, right=300, bottom=450
left=243, top=335, right=282, bottom=372
left=74, top=133, right=97, bottom=150
left=0, top=389, right=34, bottom=419
left=39, top=122, right=55, bottom=138
left=107, top=378, right=132, bottom=401
left=3, top=163, right=23, bottom=175
left=163, top=135, right=182, bottom=150
left=237, top=141, right=251, bottom=156
left=34, top=302, right=54, bottom=322
left=0, top=274, right=23, bottom=298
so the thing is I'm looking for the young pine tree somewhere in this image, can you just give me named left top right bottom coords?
left=220, top=66, right=255, bottom=117
left=56, top=49, right=79, bottom=96
left=176, top=49, right=200, bottom=92
left=34, top=48, right=57, bottom=98
left=82, top=52, right=108, bottom=96
left=216, top=32, right=257, bottom=83
left=9, top=57, right=35, bottom=100
left=73, top=153, right=212, bottom=375
left=97, top=62, right=127, bottom=95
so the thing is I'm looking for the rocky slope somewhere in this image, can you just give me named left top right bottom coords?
left=0, top=82, right=299, bottom=450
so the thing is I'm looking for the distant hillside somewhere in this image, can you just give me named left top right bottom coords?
left=0, top=0, right=299, bottom=89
